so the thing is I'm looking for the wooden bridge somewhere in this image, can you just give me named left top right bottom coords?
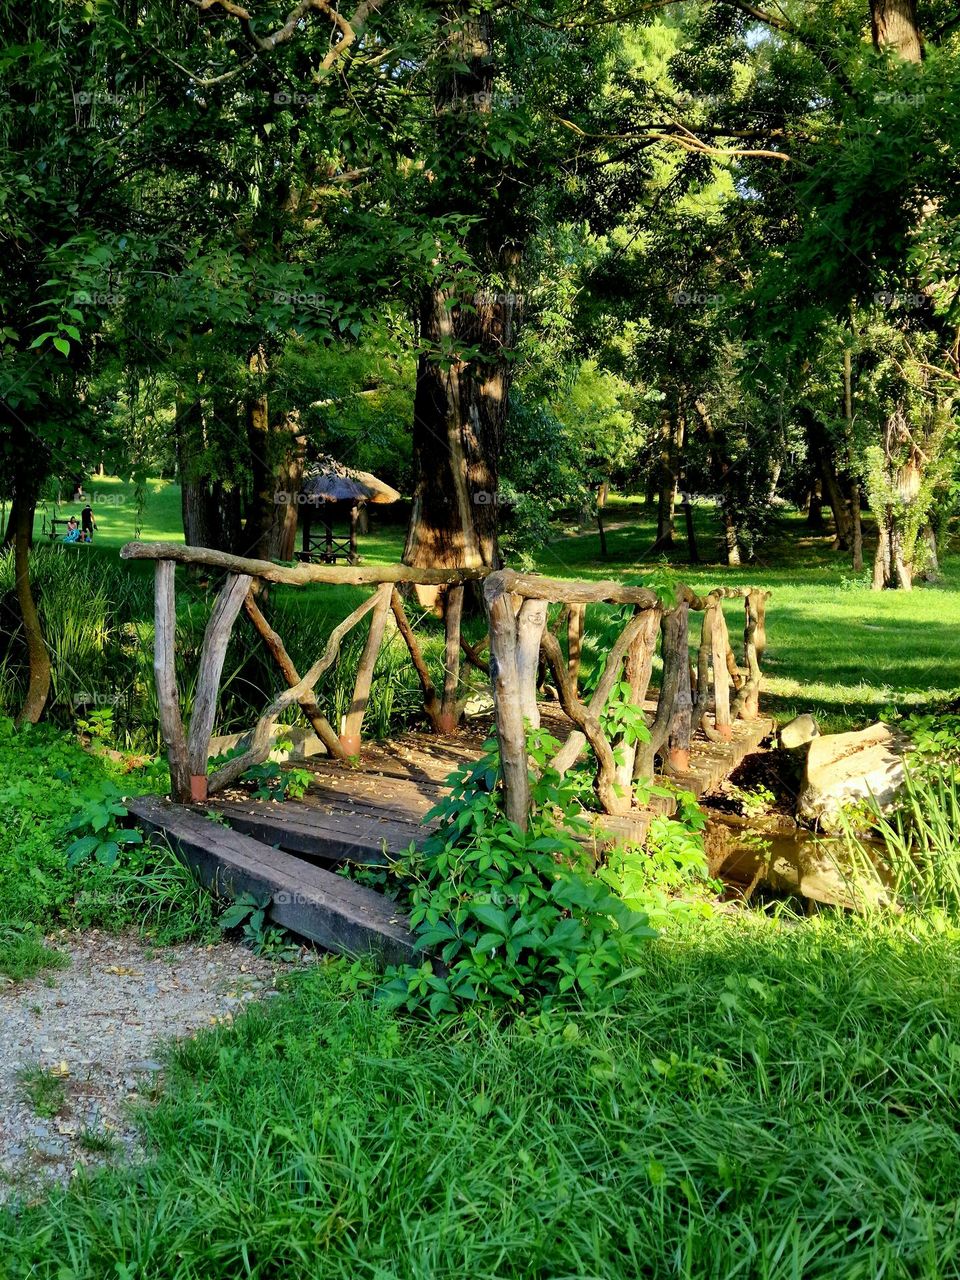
left=122, top=542, right=773, bottom=959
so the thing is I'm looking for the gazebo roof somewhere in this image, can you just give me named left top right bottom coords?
left=301, top=458, right=400, bottom=506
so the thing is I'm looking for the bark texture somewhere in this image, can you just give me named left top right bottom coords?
left=13, top=488, right=50, bottom=724
left=871, top=0, right=923, bottom=61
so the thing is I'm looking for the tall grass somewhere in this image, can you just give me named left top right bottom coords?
left=0, top=549, right=477, bottom=749
left=5, top=916, right=960, bottom=1276
left=843, top=770, right=960, bottom=921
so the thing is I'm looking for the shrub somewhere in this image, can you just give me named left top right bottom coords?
left=379, top=732, right=657, bottom=1017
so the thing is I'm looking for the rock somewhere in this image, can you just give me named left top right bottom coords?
left=799, top=723, right=906, bottom=830
left=779, top=714, right=820, bottom=750
left=463, top=685, right=495, bottom=717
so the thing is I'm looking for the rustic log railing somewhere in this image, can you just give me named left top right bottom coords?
left=483, top=569, right=770, bottom=828
left=121, top=541, right=486, bottom=803
left=124, top=542, right=769, bottom=823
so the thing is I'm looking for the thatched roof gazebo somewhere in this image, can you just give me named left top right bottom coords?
left=298, top=459, right=400, bottom=565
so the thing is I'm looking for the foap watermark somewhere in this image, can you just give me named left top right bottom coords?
left=874, top=91, right=926, bottom=106
left=273, top=290, right=329, bottom=310
left=874, top=289, right=926, bottom=309
left=473, top=491, right=514, bottom=506
left=446, top=90, right=526, bottom=114
left=73, top=289, right=125, bottom=308
left=87, top=491, right=124, bottom=507
left=274, top=490, right=319, bottom=506
left=475, top=289, right=522, bottom=308
left=73, top=89, right=126, bottom=107
left=72, top=691, right=122, bottom=708
left=272, top=90, right=319, bottom=106
left=671, top=289, right=723, bottom=308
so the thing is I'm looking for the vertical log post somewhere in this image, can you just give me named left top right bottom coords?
left=735, top=589, right=768, bottom=721
left=711, top=601, right=733, bottom=739
left=567, top=603, right=585, bottom=696
left=438, top=583, right=464, bottom=734
left=485, top=573, right=531, bottom=829
left=390, top=588, right=444, bottom=732
left=614, top=608, right=659, bottom=789
left=666, top=602, right=693, bottom=773
left=154, top=560, right=191, bottom=802
left=634, top=606, right=686, bottom=782
left=340, top=582, right=393, bottom=755
left=186, top=572, right=253, bottom=801
left=516, top=597, right=548, bottom=729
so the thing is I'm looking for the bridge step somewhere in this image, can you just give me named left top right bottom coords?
left=126, top=795, right=417, bottom=966
left=207, top=796, right=429, bottom=866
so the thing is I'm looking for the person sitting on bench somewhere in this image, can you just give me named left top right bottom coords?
left=63, top=517, right=80, bottom=543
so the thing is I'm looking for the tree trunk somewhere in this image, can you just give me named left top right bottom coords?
left=805, top=413, right=852, bottom=548
left=597, top=480, right=609, bottom=559
left=403, top=281, right=516, bottom=587
left=176, top=395, right=245, bottom=555
left=681, top=492, right=699, bottom=563
left=402, top=10, right=517, bottom=587
left=871, top=406, right=922, bottom=591
left=920, top=524, right=941, bottom=582
left=13, top=488, right=50, bottom=724
left=806, top=478, right=825, bottom=529
left=693, top=398, right=739, bottom=565
left=722, top=505, right=741, bottom=565
left=871, top=0, right=923, bottom=61
left=652, top=408, right=683, bottom=551
left=851, top=482, right=864, bottom=572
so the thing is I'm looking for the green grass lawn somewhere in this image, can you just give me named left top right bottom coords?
left=31, top=476, right=185, bottom=552
left=11, top=478, right=959, bottom=735
left=3, top=486, right=960, bottom=1273
left=5, top=915, right=960, bottom=1278
left=539, top=505, right=960, bottom=731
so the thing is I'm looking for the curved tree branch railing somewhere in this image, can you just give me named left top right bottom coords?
left=122, top=541, right=486, bottom=803
left=126, top=543, right=770, bottom=823
left=483, top=569, right=771, bottom=828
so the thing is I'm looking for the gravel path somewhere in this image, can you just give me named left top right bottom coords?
left=0, top=930, right=294, bottom=1202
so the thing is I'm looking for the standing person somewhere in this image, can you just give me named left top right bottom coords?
left=80, top=502, right=97, bottom=541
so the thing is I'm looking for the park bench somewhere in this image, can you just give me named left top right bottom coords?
left=47, top=517, right=92, bottom=543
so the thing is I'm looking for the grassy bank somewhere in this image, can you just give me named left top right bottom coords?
left=4, top=914, right=960, bottom=1277
left=7, top=478, right=957, bottom=740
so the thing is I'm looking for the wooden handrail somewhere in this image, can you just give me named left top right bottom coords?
left=121, top=541, right=490, bottom=587
left=483, top=569, right=772, bottom=829
left=139, top=542, right=770, bottom=820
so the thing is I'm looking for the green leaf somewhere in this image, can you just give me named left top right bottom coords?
left=52, top=336, right=70, bottom=356
left=94, top=841, right=120, bottom=867
left=65, top=834, right=99, bottom=866
left=219, top=903, right=253, bottom=931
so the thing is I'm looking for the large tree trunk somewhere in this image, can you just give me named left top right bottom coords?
left=403, top=284, right=513, bottom=578
left=651, top=407, right=683, bottom=551
left=694, top=397, right=740, bottom=565
left=871, top=0, right=923, bottom=61
left=806, top=477, right=825, bottom=529
left=851, top=482, right=864, bottom=571
left=13, top=486, right=50, bottom=724
left=722, top=504, right=741, bottom=566
left=871, top=406, right=922, bottom=591
left=175, top=395, right=244, bottom=554
left=402, top=10, right=517, bottom=584
left=805, top=413, right=852, bottom=549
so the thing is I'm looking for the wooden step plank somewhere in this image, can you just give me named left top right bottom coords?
left=209, top=797, right=429, bottom=865
left=127, top=796, right=417, bottom=965
left=296, top=767, right=447, bottom=816
left=667, top=716, right=775, bottom=798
